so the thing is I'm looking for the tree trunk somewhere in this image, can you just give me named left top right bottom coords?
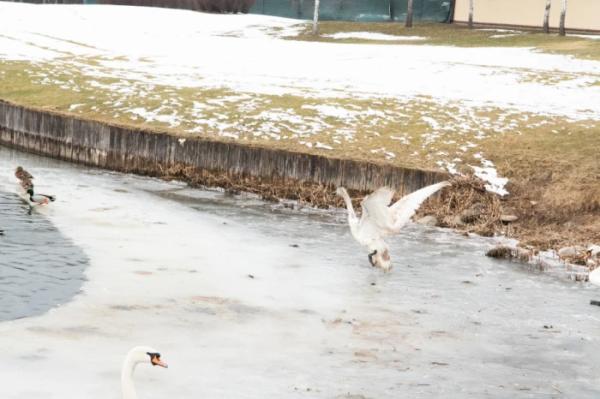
left=447, top=0, right=456, bottom=23
left=543, top=0, right=551, bottom=33
left=468, top=0, right=474, bottom=29
left=312, top=0, right=320, bottom=35
left=559, top=0, right=567, bottom=36
left=406, top=0, right=414, bottom=28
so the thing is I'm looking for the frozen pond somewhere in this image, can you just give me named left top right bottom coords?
left=0, top=190, right=87, bottom=321
left=0, top=146, right=599, bottom=398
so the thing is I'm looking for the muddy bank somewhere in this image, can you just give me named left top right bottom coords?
left=0, top=100, right=446, bottom=208
left=416, top=174, right=600, bottom=280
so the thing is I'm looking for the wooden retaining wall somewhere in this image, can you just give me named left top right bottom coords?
left=0, top=100, right=446, bottom=203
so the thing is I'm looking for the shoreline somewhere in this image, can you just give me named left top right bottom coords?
left=0, top=99, right=446, bottom=208
left=1, top=98, right=598, bottom=277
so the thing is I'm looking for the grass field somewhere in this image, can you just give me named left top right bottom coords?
left=294, top=21, right=600, bottom=61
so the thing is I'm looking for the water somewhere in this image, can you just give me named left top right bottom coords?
left=0, top=190, right=88, bottom=321
left=0, top=145, right=599, bottom=398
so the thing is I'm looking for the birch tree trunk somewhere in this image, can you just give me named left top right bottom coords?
left=312, top=0, right=320, bottom=35
left=406, top=0, right=414, bottom=28
left=543, top=0, right=551, bottom=33
left=468, top=0, right=474, bottom=29
left=559, top=0, right=567, bottom=36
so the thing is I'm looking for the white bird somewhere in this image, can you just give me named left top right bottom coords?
left=122, top=346, right=168, bottom=399
left=590, top=269, right=600, bottom=286
left=337, top=181, right=450, bottom=271
left=588, top=245, right=600, bottom=286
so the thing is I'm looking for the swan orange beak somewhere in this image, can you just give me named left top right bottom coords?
left=151, top=357, right=168, bottom=368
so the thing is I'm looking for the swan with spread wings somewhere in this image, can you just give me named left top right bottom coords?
left=336, top=181, right=450, bottom=272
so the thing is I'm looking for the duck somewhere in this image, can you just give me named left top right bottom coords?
left=336, top=181, right=450, bottom=271
left=14, top=166, right=33, bottom=182
left=26, top=187, right=56, bottom=206
left=122, top=346, right=168, bottom=399
left=14, top=166, right=33, bottom=190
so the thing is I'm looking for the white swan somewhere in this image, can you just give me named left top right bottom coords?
left=588, top=246, right=600, bottom=286
left=122, top=346, right=168, bottom=399
left=590, top=269, right=600, bottom=286
left=337, top=181, right=450, bottom=271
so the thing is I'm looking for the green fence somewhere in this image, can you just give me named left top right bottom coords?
left=250, top=0, right=452, bottom=22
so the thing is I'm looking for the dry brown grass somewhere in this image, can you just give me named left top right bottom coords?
left=292, top=22, right=600, bottom=61
left=417, top=175, right=503, bottom=237
left=486, top=126, right=600, bottom=250
left=162, top=164, right=340, bottom=208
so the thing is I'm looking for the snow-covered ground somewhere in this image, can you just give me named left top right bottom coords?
left=1, top=3, right=599, bottom=118
left=1, top=3, right=600, bottom=195
left=2, top=147, right=600, bottom=399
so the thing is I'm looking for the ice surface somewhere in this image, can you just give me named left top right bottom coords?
left=1, top=147, right=600, bottom=398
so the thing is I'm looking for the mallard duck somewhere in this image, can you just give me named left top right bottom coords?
left=15, top=166, right=33, bottom=181
left=26, top=187, right=56, bottom=206
left=15, top=166, right=34, bottom=190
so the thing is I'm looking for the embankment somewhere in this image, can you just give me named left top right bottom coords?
left=0, top=100, right=446, bottom=207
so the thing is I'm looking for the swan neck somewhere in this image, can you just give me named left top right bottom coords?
left=339, top=189, right=356, bottom=219
left=121, top=355, right=138, bottom=399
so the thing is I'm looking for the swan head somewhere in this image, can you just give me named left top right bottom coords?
left=126, top=346, right=168, bottom=368
left=335, top=187, right=347, bottom=197
left=367, top=242, right=392, bottom=272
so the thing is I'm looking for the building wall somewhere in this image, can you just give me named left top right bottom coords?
left=454, top=0, right=600, bottom=32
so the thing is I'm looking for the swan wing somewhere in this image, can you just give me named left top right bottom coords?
left=343, top=188, right=394, bottom=248
left=388, top=181, right=450, bottom=232
left=360, top=187, right=395, bottom=232
left=589, top=267, right=600, bottom=286
left=352, top=216, right=385, bottom=248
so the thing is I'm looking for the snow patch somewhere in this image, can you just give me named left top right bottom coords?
left=315, top=142, right=333, bottom=150
left=302, top=104, right=357, bottom=119
left=571, top=34, right=600, bottom=40
left=471, top=162, right=509, bottom=196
